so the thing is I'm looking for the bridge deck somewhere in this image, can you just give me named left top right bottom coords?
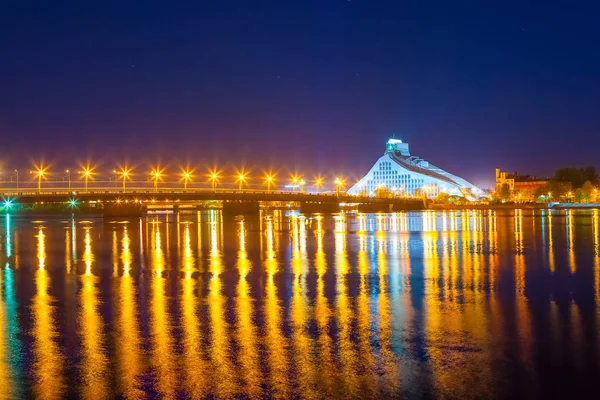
left=1, top=188, right=419, bottom=205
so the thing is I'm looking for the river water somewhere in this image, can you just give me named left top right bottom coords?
left=0, top=209, right=599, bottom=399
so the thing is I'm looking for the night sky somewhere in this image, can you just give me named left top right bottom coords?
left=1, top=1, right=599, bottom=188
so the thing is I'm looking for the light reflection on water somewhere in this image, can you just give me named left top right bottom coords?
left=0, top=209, right=599, bottom=397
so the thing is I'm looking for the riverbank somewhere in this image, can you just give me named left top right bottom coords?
left=429, top=202, right=600, bottom=211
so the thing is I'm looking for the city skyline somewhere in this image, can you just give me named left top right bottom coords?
left=1, top=1, right=599, bottom=189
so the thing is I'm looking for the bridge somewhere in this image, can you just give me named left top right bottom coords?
left=0, top=183, right=426, bottom=216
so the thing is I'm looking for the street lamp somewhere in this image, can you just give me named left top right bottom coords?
left=150, top=167, right=164, bottom=192
left=79, top=166, right=94, bottom=192
left=13, top=170, right=18, bottom=194
left=264, top=172, right=276, bottom=193
left=65, top=169, right=71, bottom=190
left=181, top=168, right=193, bottom=191
left=334, top=177, right=345, bottom=196
left=115, top=167, right=132, bottom=191
left=314, top=176, right=324, bottom=193
left=208, top=169, right=221, bottom=192
left=30, top=165, right=48, bottom=194
left=299, top=179, right=305, bottom=193
left=236, top=170, right=248, bottom=193
left=291, top=175, right=301, bottom=192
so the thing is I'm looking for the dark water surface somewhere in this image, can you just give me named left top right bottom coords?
left=0, top=209, right=599, bottom=399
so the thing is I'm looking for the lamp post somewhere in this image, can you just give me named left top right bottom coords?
left=335, top=177, right=344, bottom=197
left=66, top=169, right=71, bottom=190
left=237, top=172, right=247, bottom=193
left=37, top=170, right=43, bottom=193
left=115, top=167, right=131, bottom=192
left=209, top=171, right=219, bottom=192
left=299, top=179, right=305, bottom=193
left=31, top=167, right=46, bottom=194
left=79, top=168, right=93, bottom=191
left=181, top=170, right=192, bottom=191
left=264, top=173, right=275, bottom=193
left=314, top=177, right=323, bottom=193
left=14, top=170, right=18, bottom=194
left=151, top=168, right=163, bottom=193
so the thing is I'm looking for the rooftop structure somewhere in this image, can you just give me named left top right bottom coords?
left=495, top=168, right=549, bottom=191
left=348, top=138, right=479, bottom=198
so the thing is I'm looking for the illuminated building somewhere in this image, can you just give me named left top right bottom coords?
left=348, top=138, right=478, bottom=197
left=495, top=168, right=550, bottom=201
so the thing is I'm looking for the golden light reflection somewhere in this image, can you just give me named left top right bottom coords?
left=592, top=210, right=600, bottom=366
left=65, top=228, right=72, bottom=273
left=594, top=210, right=600, bottom=306
left=115, top=227, right=143, bottom=398
left=355, top=233, right=376, bottom=394
left=424, top=227, right=451, bottom=393
left=333, top=215, right=360, bottom=394
left=289, top=215, right=316, bottom=398
left=263, top=217, right=290, bottom=398
left=488, top=211, right=498, bottom=291
left=567, top=209, right=576, bottom=274
left=513, top=210, right=533, bottom=371
left=235, top=220, right=261, bottom=397
left=461, top=211, right=473, bottom=300
left=149, top=223, right=177, bottom=398
left=32, top=227, right=64, bottom=399
left=78, top=228, right=109, bottom=398
left=312, top=215, right=336, bottom=395
left=548, top=211, right=555, bottom=273
left=514, top=210, right=525, bottom=294
left=181, top=224, right=207, bottom=398
left=374, top=230, right=399, bottom=393
left=208, top=214, right=236, bottom=397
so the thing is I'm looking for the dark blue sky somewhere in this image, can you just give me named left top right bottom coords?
left=1, top=0, right=599, bottom=187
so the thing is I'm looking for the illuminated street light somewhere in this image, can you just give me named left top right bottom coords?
left=264, top=172, right=276, bottom=193
left=314, top=176, right=324, bottom=193
left=78, top=166, right=94, bottom=192
left=30, top=164, right=48, bottom=194
left=334, top=177, right=345, bottom=196
left=291, top=175, right=300, bottom=192
left=180, top=168, right=194, bottom=191
left=13, top=170, right=18, bottom=194
left=208, top=168, right=221, bottom=192
left=150, top=166, right=165, bottom=192
left=65, top=169, right=71, bottom=190
left=236, top=169, right=248, bottom=193
left=114, top=166, right=132, bottom=191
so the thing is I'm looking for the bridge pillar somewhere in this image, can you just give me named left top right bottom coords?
left=103, top=203, right=146, bottom=218
left=222, top=201, right=260, bottom=215
left=300, top=202, right=340, bottom=214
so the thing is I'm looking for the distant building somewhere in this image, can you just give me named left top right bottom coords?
left=347, top=138, right=479, bottom=197
left=495, top=168, right=549, bottom=200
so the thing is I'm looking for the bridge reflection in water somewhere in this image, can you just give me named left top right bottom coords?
left=0, top=209, right=599, bottom=398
